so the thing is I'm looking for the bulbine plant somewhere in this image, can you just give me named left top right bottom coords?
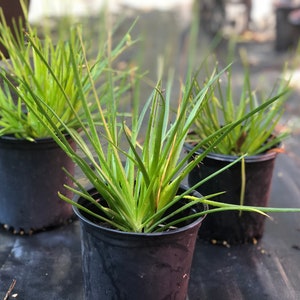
left=0, top=28, right=86, bottom=139
left=0, top=3, right=132, bottom=141
left=1, top=18, right=300, bottom=233
left=184, top=59, right=291, bottom=209
left=186, top=62, right=291, bottom=156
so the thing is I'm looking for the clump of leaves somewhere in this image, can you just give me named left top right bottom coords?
left=187, top=63, right=291, bottom=156
left=8, top=29, right=300, bottom=233
left=0, top=3, right=132, bottom=140
left=2, top=13, right=299, bottom=233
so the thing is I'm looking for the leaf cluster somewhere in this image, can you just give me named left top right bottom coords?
left=1, top=11, right=300, bottom=232
left=0, top=4, right=107, bottom=140
left=188, top=63, right=291, bottom=156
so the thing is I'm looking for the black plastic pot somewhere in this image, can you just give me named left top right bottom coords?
left=74, top=186, right=207, bottom=300
left=0, top=135, right=75, bottom=234
left=185, top=144, right=278, bottom=244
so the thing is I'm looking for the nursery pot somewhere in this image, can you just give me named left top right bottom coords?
left=73, top=186, right=207, bottom=300
left=0, top=135, right=75, bottom=234
left=185, top=144, right=279, bottom=244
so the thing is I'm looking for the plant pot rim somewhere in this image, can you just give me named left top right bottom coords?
left=73, top=185, right=207, bottom=238
left=0, top=135, right=54, bottom=144
left=184, top=142, right=281, bottom=163
left=0, top=133, right=74, bottom=144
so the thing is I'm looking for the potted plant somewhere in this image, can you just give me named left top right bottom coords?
left=6, top=18, right=300, bottom=297
left=11, top=56, right=224, bottom=298
left=0, top=9, right=128, bottom=234
left=185, top=61, right=291, bottom=244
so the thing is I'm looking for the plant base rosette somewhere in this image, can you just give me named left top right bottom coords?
left=186, top=146, right=278, bottom=244
left=74, top=186, right=207, bottom=300
left=0, top=136, right=75, bottom=234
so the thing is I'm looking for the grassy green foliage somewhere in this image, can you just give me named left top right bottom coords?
left=1, top=7, right=299, bottom=232
left=0, top=4, right=111, bottom=140
left=187, top=63, right=291, bottom=156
